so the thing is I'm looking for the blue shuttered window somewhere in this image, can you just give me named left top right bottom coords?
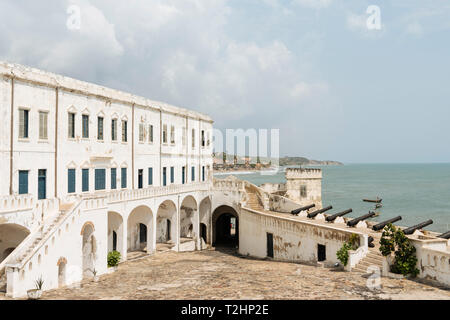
left=191, top=166, right=195, bottom=182
left=19, top=170, right=29, bottom=194
left=38, top=169, right=47, bottom=200
left=170, top=167, right=174, bottom=184
left=82, top=169, right=89, bottom=192
left=68, top=169, right=76, bottom=193
left=111, top=168, right=117, bottom=189
left=95, top=169, right=106, bottom=190
left=162, top=167, right=167, bottom=186
left=121, top=168, right=127, bottom=189
left=148, top=167, right=153, bottom=185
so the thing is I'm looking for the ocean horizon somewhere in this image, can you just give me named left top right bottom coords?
left=214, top=163, right=450, bottom=233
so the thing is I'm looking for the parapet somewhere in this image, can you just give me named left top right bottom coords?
left=285, top=168, right=322, bottom=180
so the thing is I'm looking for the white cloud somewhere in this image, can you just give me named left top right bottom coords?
left=292, top=0, right=333, bottom=9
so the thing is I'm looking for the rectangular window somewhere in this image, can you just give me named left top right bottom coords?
left=267, top=233, right=274, bottom=258
left=97, top=117, right=104, bottom=140
left=18, top=170, right=29, bottom=195
left=111, top=119, right=117, bottom=141
left=182, top=166, right=185, bottom=185
left=202, top=166, right=205, bottom=181
left=121, top=168, right=127, bottom=188
left=39, top=111, right=48, bottom=140
left=82, top=114, right=89, bottom=138
left=301, top=185, right=307, bottom=198
left=95, top=169, right=106, bottom=190
left=19, top=109, right=29, bottom=139
left=68, top=169, right=76, bottom=193
left=139, top=123, right=145, bottom=142
left=111, top=168, right=117, bottom=190
left=170, top=125, right=175, bottom=144
left=201, top=130, right=205, bottom=147
left=148, top=167, right=153, bottom=185
left=138, top=169, right=144, bottom=189
left=170, top=167, right=174, bottom=184
left=38, top=169, right=47, bottom=200
left=122, top=120, right=128, bottom=142
left=192, top=129, right=195, bottom=148
left=191, top=166, right=195, bottom=182
left=163, top=167, right=167, bottom=186
left=82, top=169, right=89, bottom=192
left=207, top=131, right=210, bottom=147
left=68, top=112, right=75, bottom=139
left=163, top=124, right=167, bottom=144
left=149, top=125, right=154, bottom=143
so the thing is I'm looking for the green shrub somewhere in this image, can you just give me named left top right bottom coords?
left=336, top=234, right=360, bottom=266
left=379, top=223, right=419, bottom=277
left=107, top=251, right=121, bottom=267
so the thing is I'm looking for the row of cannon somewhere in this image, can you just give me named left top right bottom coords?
left=290, top=204, right=450, bottom=239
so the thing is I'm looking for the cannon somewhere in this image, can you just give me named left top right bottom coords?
left=307, top=206, right=333, bottom=219
left=368, top=236, right=375, bottom=248
left=372, top=216, right=402, bottom=231
left=325, top=209, right=352, bottom=222
left=402, top=219, right=433, bottom=235
left=438, top=231, right=450, bottom=239
left=347, top=211, right=376, bottom=227
left=291, top=204, right=315, bottom=215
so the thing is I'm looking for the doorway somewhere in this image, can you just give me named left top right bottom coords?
left=318, top=244, right=326, bottom=262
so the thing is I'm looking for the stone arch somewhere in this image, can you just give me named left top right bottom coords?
left=127, top=205, right=154, bottom=253
left=0, top=223, right=30, bottom=263
left=180, top=195, right=198, bottom=239
left=156, top=200, right=177, bottom=246
left=212, top=205, right=239, bottom=248
left=108, top=211, right=124, bottom=258
left=57, top=257, right=67, bottom=288
left=81, top=222, right=96, bottom=278
left=199, top=197, right=212, bottom=245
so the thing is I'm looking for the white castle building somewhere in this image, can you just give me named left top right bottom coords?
left=1, top=62, right=449, bottom=298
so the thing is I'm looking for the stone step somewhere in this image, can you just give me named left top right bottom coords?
left=364, top=256, right=383, bottom=265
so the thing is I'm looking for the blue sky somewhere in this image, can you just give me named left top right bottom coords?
left=1, top=0, right=449, bottom=163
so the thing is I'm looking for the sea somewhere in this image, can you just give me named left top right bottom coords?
left=214, top=163, right=450, bottom=233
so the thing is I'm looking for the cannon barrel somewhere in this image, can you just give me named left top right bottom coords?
left=347, top=211, right=376, bottom=227
left=372, top=216, right=402, bottom=231
left=438, top=231, right=450, bottom=239
left=368, top=236, right=375, bottom=248
left=325, top=209, right=352, bottom=222
left=402, top=219, right=433, bottom=235
left=291, top=204, right=315, bottom=215
left=307, top=206, right=333, bottom=219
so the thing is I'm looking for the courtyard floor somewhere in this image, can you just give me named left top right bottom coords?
left=7, top=248, right=450, bottom=300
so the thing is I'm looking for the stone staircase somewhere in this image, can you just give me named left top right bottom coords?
left=352, top=239, right=384, bottom=274
left=245, top=187, right=264, bottom=211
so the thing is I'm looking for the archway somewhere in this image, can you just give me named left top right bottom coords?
left=199, top=197, right=212, bottom=245
left=108, top=211, right=124, bottom=258
left=0, top=224, right=30, bottom=263
left=81, top=222, right=96, bottom=278
left=156, top=200, right=177, bottom=246
left=212, top=205, right=239, bottom=248
left=127, top=206, right=153, bottom=253
left=180, top=196, right=198, bottom=241
left=57, top=257, right=67, bottom=288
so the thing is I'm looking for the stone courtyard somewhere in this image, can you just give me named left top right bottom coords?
left=2, top=248, right=449, bottom=300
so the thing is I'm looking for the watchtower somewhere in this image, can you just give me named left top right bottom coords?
left=285, top=168, right=322, bottom=209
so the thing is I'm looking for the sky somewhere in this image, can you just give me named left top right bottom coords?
left=0, top=0, right=449, bottom=163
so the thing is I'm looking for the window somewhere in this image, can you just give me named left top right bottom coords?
left=82, top=114, right=89, bottom=138
left=95, top=169, right=106, bottom=190
left=192, top=129, right=195, bottom=148
left=202, top=166, right=205, bottom=181
left=18, top=170, right=29, bottom=194
left=207, top=131, right=210, bottom=147
left=191, top=166, right=195, bottom=182
left=38, top=169, right=47, bottom=200
left=111, top=119, right=117, bottom=141
left=182, top=166, right=186, bottom=185
left=138, top=169, right=144, bottom=189
left=68, top=169, right=76, bottom=194
left=121, top=168, right=127, bottom=188
left=19, top=109, right=29, bottom=139
left=68, top=112, right=75, bottom=139
left=301, top=185, right=307, bottom=198
left=149, top=125, right=154, bottom=143
left=122, top=120, right=128, bottom=142
left=82, top=169, right=89, bottom=192
left=170, top=126, right=175, bottom=144
left=139, top=123, right=145, bottom=142
left=162, top=167, right=167, bottom=186
left=111, top=168, right=117, bottom=190
left=97, top=117, right=104, bottom=140
left=170, top=167, right=174, bottom=184
left=201, top=130, right=205, bottom=147
left=39, top=112, right=48, bottom=140
left=162, top=124, right=167, bottom=144
left=148, top=167, right=153, bottom=185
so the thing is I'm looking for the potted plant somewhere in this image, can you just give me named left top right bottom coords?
left=27, top=276, right=44, bottom=300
